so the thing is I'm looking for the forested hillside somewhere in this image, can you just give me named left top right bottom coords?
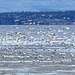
left=0, top=11, right=75, bottom=25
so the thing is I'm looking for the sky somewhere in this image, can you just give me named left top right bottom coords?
left=0, top=0, right=75, bottom=12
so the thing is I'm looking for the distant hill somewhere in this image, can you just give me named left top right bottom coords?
left=0, top=11, right=75, bottom=25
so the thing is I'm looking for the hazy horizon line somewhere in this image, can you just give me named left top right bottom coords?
left=0, top=10, right=75, bottom=13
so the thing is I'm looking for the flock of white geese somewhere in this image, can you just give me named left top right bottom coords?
left=0, top=25, right=75, bottom=64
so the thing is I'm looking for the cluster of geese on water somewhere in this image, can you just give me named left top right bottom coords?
left=0, top=25, right=75, bottom=64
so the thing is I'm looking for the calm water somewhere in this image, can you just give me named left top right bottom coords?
left=0, top=25, right=75, bottom=75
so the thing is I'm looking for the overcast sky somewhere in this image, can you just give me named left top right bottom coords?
left=0, top=0, right=75, bottom=12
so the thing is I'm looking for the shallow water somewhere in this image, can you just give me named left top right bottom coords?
left=0, top=25, right=75, bottom=75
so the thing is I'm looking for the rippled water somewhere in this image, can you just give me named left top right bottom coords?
left=0, top=25, right=75, bottom=75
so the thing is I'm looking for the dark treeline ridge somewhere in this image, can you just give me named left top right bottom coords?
left=0, top=11, right=75, bottom=25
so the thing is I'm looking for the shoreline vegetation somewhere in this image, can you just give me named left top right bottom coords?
left=0, top=11, right=75, bottom=25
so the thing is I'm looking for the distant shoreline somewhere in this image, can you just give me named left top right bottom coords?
left=0, top=11, right=75, bottom=25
